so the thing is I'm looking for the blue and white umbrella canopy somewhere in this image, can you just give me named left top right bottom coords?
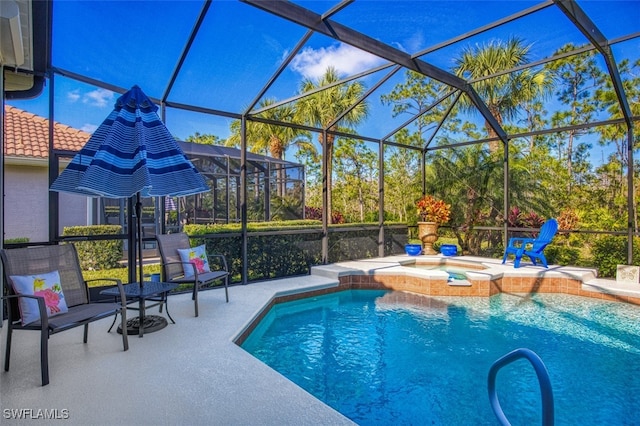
left=51, top=85, right=209, bottom=198
left=51, top=86, right=208, bottom=287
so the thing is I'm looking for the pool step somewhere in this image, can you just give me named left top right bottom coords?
left=448, top=279, right=471, bottom=287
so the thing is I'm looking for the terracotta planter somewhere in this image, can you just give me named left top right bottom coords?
left=418, top=221, right=439, bottom=255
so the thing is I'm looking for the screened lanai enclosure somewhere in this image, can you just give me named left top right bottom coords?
left=102, top=141, right=305, bottom=240
left=175, top=141, right=305, bottom=225
left=1, top=0, right=639, bottom=284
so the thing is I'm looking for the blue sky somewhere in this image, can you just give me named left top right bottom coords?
left=8, top=0, right=640, bottom=161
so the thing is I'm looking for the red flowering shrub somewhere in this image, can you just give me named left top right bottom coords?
left=507, top=207, right=543, bottom=228
left=304, top=206, right=345, bottom=224
left=520, top=211, right=544, bottom=229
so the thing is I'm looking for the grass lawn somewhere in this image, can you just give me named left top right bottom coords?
left=83, top=263, right=162, bottom=287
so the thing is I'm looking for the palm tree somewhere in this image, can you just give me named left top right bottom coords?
left=228, top=98, right=314, bottom=197
left=428, top=144, right=501, bottom=254
left=454, top=37, right=551, bottom=152
left=296, top=67, right=369, bottom=222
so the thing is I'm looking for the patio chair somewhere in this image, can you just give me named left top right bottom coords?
left=156, top=233, right=229, bottom=317
left=502, top=218, right=558, bottom=268
left=0, top=244, right=128, bottom=386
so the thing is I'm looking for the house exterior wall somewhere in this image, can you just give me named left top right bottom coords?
left=59, top=191, right=90, bottom=234
left=4, top=162, right=88, bottom=243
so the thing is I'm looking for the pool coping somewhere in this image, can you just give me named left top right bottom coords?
left=310, top=255, right=640, bottom=305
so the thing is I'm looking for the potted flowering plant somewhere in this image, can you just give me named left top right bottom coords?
left=416, top=195, right=451, bottom=224
left=416, top=195, right=451, bottom=255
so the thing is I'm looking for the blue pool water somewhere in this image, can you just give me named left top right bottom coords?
left=241, top=290, right=640, bottom=425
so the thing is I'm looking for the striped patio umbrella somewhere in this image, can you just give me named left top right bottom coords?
left=51, top=85, right=209, bottom=285
left=51, top=85, right=208, bottom=198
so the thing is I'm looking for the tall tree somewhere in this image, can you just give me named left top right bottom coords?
left=296, top=67, right=369, bottom=223
left=227, top=98, right=313, bottom=160
left=596, top=58, right=640, bottom=229
left=380, top=70, right=449, bottom=145
left=227, top=98, right=314, bottom=197
left=546, top=44, right=604, bottom=190
left=518, top=100, right=550, bottom=153
left=454, top=37, right=552, bottom=153
left=383, top=130, right=422, bottom=222
left=596, top=58, right=640, bottom=165
left=186, top=132, right=222, bottom=145
left=333, top=137, right=377, bottom=222
left=380, top=71, right=451, bottom=221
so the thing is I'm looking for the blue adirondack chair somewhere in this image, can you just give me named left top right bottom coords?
left=502, top=218, right=558, bottom=268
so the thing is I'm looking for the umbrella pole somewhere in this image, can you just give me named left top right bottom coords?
left=127, top=197, right=136, bottom=284
left=136, top=193, right=144, bottom=287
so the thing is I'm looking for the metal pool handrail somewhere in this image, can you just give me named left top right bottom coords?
left=488, top=348, right=554, bottom=425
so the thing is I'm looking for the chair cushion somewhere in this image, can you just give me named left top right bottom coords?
left=177, top=244, right=211, bottom=278
left=10, top=270, right=69, bottom=326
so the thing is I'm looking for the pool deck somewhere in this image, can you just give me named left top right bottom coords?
left=1, top=255, right=638, bottom=425
left=0, top=276, right=352, bottom=425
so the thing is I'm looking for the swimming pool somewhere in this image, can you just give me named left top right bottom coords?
left=241, top=290, right=640, bottom=425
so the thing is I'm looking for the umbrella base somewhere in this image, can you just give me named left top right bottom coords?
left=117, top=315, right=168, bottom=335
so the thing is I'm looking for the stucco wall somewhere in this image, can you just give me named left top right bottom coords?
left=4, top=163, right=88, bottom=243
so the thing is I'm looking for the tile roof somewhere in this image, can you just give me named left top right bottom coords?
left=3, top=105, right=90, bottom=159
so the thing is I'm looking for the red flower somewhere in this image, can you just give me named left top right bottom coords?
left=35, top=288, right=61, bottom=314
left=190, top=257, right=206, bottom=273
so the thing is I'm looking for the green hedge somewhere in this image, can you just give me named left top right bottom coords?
left=591, top=236, right=640, bottom=278
left=543, top=244, right=581, bottom=267
left=185, top=222, right=320, bottom=281
left=185, top=220, right=322, bottom=234
left=184, top=222, right=408, bottom=282
left=63, top=225, right=124, bottom=270
left=82, top=264, right=161, bottom=286
left=4, top=237, right=29, bottom=244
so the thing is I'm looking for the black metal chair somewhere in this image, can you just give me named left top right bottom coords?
left=0, top=244, right=128, bottom=386
left=156, top=233, right=229, bottom=317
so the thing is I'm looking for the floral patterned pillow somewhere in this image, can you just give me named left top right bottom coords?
left=177, top=244, right=211, bottom=278
left=10, top=270, right=69, bottom=326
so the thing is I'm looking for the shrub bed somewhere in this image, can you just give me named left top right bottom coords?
left=184, top=221, right=408, bottom=282
left=590, top=236, right=640, bottom=277
left=63, top=225, right=124, bottom=270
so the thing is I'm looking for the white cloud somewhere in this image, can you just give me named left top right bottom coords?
left=290, top=43, right=384, bottom=80
left=80, top=123, right=98, bottom=134
left=82, top=88, right=114, bottom=108
left=67, top=89, right=81, bottom=103
left=401, top=31, right=425, bottom=54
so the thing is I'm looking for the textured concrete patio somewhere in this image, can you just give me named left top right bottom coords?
left=2, top=255, right=637, bottom=425
left=0, top=275, right=353, bottom=425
